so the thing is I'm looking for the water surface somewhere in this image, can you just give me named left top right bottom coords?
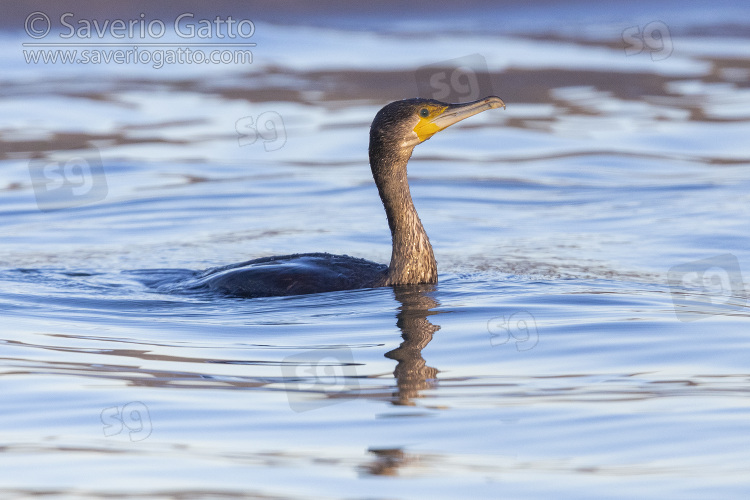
left=1, top=2, right=750, bottom=498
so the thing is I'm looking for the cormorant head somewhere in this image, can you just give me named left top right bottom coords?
left=369, top=96, right=505, bottom=154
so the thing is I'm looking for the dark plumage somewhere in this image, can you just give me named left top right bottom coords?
left=189, top=253, right=387, bottom=297
left=192, top=96, right=505, bottom=298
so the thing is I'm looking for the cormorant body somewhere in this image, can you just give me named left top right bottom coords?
left=194, top=96, right=505, bottom=298
left=189, top=253, right=387, bottom=298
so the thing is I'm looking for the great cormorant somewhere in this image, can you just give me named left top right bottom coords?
left=191, top=96, right=505, bottom=297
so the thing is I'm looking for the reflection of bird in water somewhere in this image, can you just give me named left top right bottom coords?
left=194, top=96, right=505, bottom=298
left=386, top=284, right=441, bottom=406
left=360, top=448, right=412, bottom=477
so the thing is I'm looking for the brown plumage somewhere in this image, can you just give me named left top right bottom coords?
left=190, top=96, right=505, bottom=297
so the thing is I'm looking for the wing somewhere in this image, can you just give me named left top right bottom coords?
left=187, top=253, right=388, bottom=298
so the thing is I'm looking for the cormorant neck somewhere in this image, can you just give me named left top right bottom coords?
left=370, top=141, right=437, bottom=285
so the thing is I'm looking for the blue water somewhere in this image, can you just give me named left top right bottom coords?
left=2, top=2, right=750, bottom=498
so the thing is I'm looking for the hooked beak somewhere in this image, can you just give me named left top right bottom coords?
left=413, top=96, right=505, bottom=144
left=432, top=96, right=505, bottom=130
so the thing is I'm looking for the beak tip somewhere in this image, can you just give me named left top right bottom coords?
left=486, top=96, right=506, bottom=110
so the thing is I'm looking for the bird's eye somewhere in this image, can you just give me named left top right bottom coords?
left=419, top=108, right=430, bottom=118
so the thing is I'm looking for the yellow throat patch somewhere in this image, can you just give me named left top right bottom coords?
left=413, top=105, right=449, bottom=142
